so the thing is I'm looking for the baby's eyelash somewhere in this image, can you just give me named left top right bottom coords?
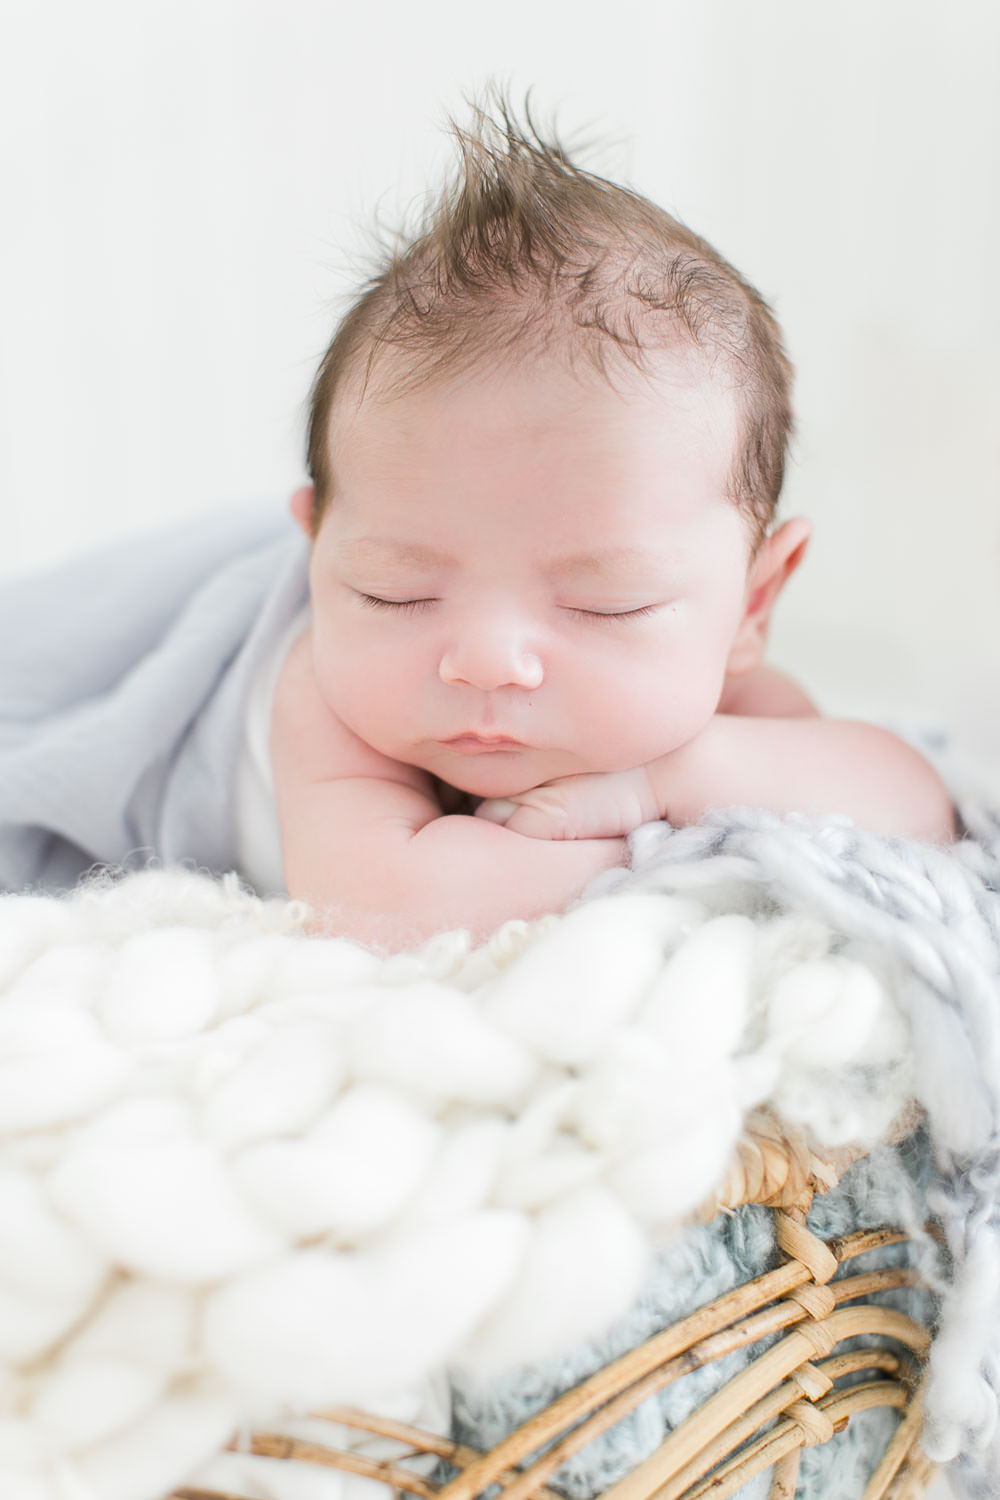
left=355, top=594, right=658, bottom=621
left=564, top=605, right=659, bottom=622
left=357, top=593, right=436, bottom=615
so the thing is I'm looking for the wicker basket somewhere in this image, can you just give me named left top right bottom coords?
left=170, top=1116, right=937, bottom=1500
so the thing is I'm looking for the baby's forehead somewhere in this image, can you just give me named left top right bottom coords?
left=317, top=353, right=754, bottom=583
left=328, top=340, right=739, bottom=450
left=320, top=351, right=747, bottom=564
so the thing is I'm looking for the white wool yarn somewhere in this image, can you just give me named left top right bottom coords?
left=465, top=1186, right=648, bottom=1372
left=232, top=1084, right=441, bottom=1239
left=482, top=895, right=694, bottom=1066
left=202, top=1213, right=530, bottom=1411
left=0, top=863, right=939, bottom=1499
left=48, top=1095, right=285, bottom=1282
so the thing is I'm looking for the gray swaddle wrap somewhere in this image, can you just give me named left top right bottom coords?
left=0, top=503, right=308, bottom=892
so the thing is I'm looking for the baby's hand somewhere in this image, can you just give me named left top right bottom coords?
left=475, top=765, right=663, bottom=840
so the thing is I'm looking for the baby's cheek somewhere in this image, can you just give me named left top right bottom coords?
left=316, top=631, right=389, bottom=702
left=340, top=667, right=387, bottom=717
left=588, top=659, right=722, bottom=764
left=311, top=643, right=391, bottom=742
left=311, top=648, right=354, bottom=718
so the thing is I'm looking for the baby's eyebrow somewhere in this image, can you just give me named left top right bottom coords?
left=338, top=538, right=455, bottom=569
left=546, top=546, right=665, bottom=580
left=338, top=539, right=667, bottom=579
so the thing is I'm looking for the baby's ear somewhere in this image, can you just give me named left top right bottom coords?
left=726, top=516, right=811, bottom=675
left=290, top=484, right=317, bottom=538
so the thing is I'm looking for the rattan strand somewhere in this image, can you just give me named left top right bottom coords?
left=167, top=1121, right=937, bottom=1500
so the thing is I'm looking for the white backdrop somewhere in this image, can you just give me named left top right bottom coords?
left=1, top=0, right=998, bottom=760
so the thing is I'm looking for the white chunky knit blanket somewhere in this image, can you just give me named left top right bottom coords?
left=2, top=780, right=999, bottom=1500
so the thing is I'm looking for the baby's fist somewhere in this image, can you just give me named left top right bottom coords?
left=475, top=766, right=662, bottom=840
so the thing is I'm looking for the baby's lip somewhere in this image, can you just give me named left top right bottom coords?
left=442, top=733, right=527, bottom=751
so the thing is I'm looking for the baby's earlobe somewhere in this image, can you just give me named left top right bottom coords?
left=724, top=619, right=768, bottom=676
left=290, top=484, right=317, bottom=537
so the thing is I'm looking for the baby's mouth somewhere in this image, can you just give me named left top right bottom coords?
left=442, top=733, right=526, bottom=753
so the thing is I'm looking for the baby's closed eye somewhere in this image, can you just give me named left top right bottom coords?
left=560, top=603, right=662, bottom=622
left=356, top=592, right=438, bottom=615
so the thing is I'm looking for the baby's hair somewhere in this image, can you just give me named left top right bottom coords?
left=307, top=95, right=793, bottom=545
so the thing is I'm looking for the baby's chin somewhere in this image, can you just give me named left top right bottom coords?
left=431, top=753, right=566, bottom=801
left=440, top=768, right=550, bottom=800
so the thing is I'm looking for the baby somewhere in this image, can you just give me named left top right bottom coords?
left=271, top=106, right=954, bottom=949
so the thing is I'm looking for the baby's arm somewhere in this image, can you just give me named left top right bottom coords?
left=271, top=633, right=625, bottom=950
left=478, top=716, right=955, bottom=844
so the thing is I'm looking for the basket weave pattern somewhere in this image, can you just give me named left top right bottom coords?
left=170, top=1119, right=936, bottom=1500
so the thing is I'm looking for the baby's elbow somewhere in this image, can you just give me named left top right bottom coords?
left=873, top=731, right=956, bottom=844
left=916, top=771, right=957, bottom=844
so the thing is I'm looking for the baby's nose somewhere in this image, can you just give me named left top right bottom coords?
left=438, top=623, right=543, bottom=692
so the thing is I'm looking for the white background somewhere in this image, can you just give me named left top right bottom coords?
left=1, top=0, right=998, bottom=767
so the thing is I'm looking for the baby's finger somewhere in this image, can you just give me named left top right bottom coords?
left=480, top=798, right=576, bottom=840
left=476, top=797, right=570, bottom=839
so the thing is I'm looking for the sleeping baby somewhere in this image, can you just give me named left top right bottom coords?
left=266, top=104, right=954, bottom=949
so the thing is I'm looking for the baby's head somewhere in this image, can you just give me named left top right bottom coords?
left=305, top=101, right=792, bottom=551
left=295, top=103, right=808, bottom=797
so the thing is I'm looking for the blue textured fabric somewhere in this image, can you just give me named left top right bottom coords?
left=0, top=504, right=308, bottom=892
